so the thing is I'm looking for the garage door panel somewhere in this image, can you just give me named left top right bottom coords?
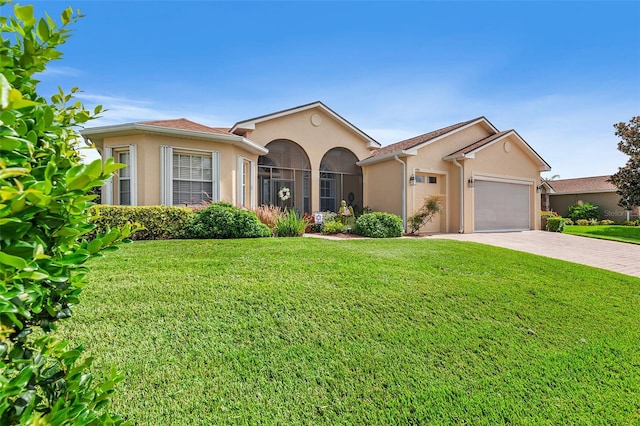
left=474, top=180, right=530, bottom=232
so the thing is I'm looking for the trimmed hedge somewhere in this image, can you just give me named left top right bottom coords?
left=354, top=212, right=404, bottom=238
left=545, top=217, right=565, bottom=232
left=188, top=202, right=271, bottom=239
left=89, top=205, right=195, bottom=240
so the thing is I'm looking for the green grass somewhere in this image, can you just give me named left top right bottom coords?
left=60, top=238, right=640, bottom=425
left=564, top=225, right=640, bottom=244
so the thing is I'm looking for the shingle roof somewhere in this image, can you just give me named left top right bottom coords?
left=369, top=117, right=482, bottom=157
left=140, top=118, right=231, bottom=135
left=445, top=130, right=511, bottom=157
left=548, top=176, right=617, bottom=193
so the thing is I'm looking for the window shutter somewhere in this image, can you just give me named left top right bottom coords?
left=129, top=144, right=138, bottom=206
left=213, top=151, right=220, bottom=202
left=104, top=146, right=113, bottom=205
left=160, top=145, right=173, bottom=205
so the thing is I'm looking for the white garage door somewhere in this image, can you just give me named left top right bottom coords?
left=474, top=180, right=531, bottom=232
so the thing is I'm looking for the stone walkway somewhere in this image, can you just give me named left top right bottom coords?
left=431, top=230, right=640, bottom=279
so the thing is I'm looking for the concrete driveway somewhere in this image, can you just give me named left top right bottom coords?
left=432, top=230, right=640, bottom=279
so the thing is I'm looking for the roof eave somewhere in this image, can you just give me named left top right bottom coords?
left=81, top=123, right=268, bottom=155
left=356, top=150, right=416, bottom=166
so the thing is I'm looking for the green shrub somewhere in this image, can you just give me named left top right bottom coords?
left=569, top=202, right=599, bottom=222
left=1, top=3, right=129, bottom=422
left=274, top=208, right=308, bottom=237
left=309, top=222, right=323, bottom=233
left=354, top=212, right=404, bottom=238
left=546, top=217, right=565, bottom=232
left=408, top=195, right=444, bottom=233
left=322, top=220, right=345, bottom=234
left=576, top=219, right=590, bottom=226
left=188, top=202, right=271, bottom=239
left=89, top=205, right=194, bottom=240
left=600, top=219, right=615, bottom=225
left=589, top=219, right=600, bottom=226
left=563, top=218, right=574, bottom=226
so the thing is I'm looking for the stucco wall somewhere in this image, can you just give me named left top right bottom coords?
left=242, top=107, right=374, bottom=212
left=550, top=192, right=628, bottom=222
left=362, top=160, right=403, bottom=217
left=464, top=135, right=542, bottom=232
left=102, top=134, right=259, bottom=206
left=362, top=126, right=545, bottom=233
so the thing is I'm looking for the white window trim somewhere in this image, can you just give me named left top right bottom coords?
left=103, top=146, right=113, bottom=205
left=102, top=144, right=137, bottom=205
left=161, top=146, right=219, bottom=206
left=236, top=156, right=255, bottom=209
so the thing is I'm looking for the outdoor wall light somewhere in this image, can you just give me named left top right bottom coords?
left=467, top=177, right=474, bottom=187
left=409, top=175, right=416, bottom=186
left=536, top=184, right=543, bottom=193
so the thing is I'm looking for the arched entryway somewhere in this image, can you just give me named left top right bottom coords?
left=258, top=140, right=311, bottom=213
left=320, top=148, right=362, bottom=212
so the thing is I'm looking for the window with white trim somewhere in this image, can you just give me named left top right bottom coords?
left=172, top=151, right=214, bottom=205
left=118, top=151, right=131, bottom=205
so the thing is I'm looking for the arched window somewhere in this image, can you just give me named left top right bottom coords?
left=258, top=140, right=311, bottom=213
left=320, top=148, right=362, bottom=212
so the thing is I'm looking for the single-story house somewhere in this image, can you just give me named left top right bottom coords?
left=546, top=175, right=638, bottom=222
left=81, top=101, right=551, bottom=233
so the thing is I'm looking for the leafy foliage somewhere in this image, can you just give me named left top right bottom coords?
left=89, top=205, right=194, bottom=240
left=1, top=2, right=131, bottom=423
left=321, top=220, right=344, bottom=234
left=407, top=194, right=444, bottom=234
left=568, top=202, right=599, bottom=222
left=353, top=212, right=404, bottom=238
left=609, top=117, right=640, bottom=209
left=274, top=208, right=308, bottom=237
left=545, top=217, right=565, bottom=232
left=188, top=201, right=271, bottom=239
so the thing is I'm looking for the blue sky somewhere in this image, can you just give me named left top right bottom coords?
left=13, top=1, right=640, bottom=179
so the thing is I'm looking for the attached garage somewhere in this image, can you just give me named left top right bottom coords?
left=474, top=179, right=531, bottom=232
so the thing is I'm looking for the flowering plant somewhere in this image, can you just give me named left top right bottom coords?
left=278, top=186, right=291, bottom=202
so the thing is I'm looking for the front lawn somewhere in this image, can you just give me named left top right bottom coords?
left=60, top=238, right=640, bottom=425
left=564, top=224, right=640, bottom=244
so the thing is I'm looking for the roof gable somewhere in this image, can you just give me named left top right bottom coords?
left=230, top=101, right=381, bottom=148
left=443, top=129, right=551, bottom=171
left=368, top=116, right=493, bottom=159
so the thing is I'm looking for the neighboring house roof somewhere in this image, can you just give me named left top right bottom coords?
left=548, top=176, right=617, bottom=194
left=230, top=101, right=381, bottom=149
left=81, top=119, right=268, bottom=155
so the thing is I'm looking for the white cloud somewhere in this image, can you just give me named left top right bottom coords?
left=35, top=65, right=82, bottom=78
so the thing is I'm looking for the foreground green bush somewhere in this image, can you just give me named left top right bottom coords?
left=1, top=2, right=128, bottom=423
left=89, top=205, right=194, bottom=240
left=188, top=202, right=271, bottom=239
left=354, top=212, right=404, bottom=238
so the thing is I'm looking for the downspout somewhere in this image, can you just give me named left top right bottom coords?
left=452, top=158, right=464, bottom=233
left=393, top=155, right=407, bottom=231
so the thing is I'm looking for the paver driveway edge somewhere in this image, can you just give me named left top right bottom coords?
left=430, top=230, right=640, bottom=279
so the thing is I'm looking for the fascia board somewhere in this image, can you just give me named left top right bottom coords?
left=356, top=150, right=415, bottom=166
left=410, top=117, right=492, bottom=153
left=231, top=102, right=381, bottom=148
left=82, top=123, right=268, bottom=155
